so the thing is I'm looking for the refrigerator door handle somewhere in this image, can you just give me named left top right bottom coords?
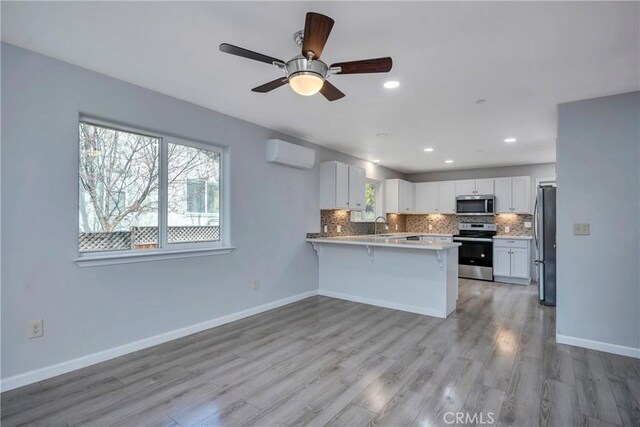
left=533, top=195, right=539, bottom=249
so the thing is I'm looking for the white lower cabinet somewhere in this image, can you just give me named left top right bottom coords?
left=510, top=248, right=529, bottom=279
left=493, top=247, right=512, bottom=277
left=493, top=239, right=531, bottom=284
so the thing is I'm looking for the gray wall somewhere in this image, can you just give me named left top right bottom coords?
left=0, top=44, right=404, bottom=380
left=557, top=91, right=639, bottom=352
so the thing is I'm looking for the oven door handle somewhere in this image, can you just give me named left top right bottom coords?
left=453, top=237, right=494, bottom=242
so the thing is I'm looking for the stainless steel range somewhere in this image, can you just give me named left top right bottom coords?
left=453, top=223, right=497, bottom=281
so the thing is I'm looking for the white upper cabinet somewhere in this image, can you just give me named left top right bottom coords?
left=511, top=176, right=530, bottom=213
left=494, top=178, right=512, bottom=213
left=415, top=181, right=456, bottom=214
left=494, top=176, right=530, bottom=213
left=455, top=179, right=494, bottom=196
left=385, top=179, right=415, bottom=213
left=437, top=181, right=457, bottom=214
left=476, top=179, right=495, bottom=195
left=415, top=182, right=439, bottom=213
left=455, top=180, right=476, bottom=196
left=319, top=161, right=365, bottom=211
left=348, top=166, right=366, bottom=211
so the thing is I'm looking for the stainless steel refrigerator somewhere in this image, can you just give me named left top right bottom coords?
left=534, top=185, right=556, bottom=306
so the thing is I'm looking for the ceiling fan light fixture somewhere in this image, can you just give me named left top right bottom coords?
left=289, top=72, right=325, bottom=96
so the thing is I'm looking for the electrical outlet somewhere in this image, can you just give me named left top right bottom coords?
left=252, top=280, right=259, bottom=289
left=504, top=226, right=510, bottom=233
left=323, top=225, right=328, bottom=233
left=336, top=225, right=341, bottom=233
left=28, top=319, right=43, bottom=339
left=395, top=224, right=398, bottom=230
left=385, top=225, right=389, bottom=230
left=573, top=223, right=590, bottom=235
left=524, top=221, right=532, bottom=228
left=428, top=224, right=433, bottom=231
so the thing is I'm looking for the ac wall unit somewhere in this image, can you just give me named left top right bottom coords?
left=266, top=139, right=315, bottom=169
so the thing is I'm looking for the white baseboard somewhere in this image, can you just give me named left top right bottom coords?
left=493, top=276, right=531, bottom=286
left=556, top=333, right=640, bottom=359
left=318, top=289, right=446, bottom=318
left=0, top=290, right=319, bottom=392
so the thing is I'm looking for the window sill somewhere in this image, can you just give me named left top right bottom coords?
left=75, top=246, right=236, bottom=267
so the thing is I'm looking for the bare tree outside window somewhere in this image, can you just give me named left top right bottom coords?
left=78, top=122, right=222, bottom=252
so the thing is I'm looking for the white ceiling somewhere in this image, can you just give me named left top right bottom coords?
left=2, top=1, right=638, bottom=173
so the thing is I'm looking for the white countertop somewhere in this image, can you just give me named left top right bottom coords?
left=493, top=235, right=533, bottom=240
left=306, top=235, right=460, bottom=251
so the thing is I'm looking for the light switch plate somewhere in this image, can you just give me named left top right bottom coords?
left=573, top=223, right=590, bottom=235
left=428, top=224, right=433, bottom=231
left=323, top=225, right=328, bottom=233
left=524, top=221, right=532, bottom=228
left=336, top=225, right=341, bottom=233
left=504, top=226, right=510, bottom=233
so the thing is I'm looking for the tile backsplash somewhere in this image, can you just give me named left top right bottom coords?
left=307, top=211, right=532, bottom=238
left=406, top=213, right=533, bottom=236
left=307, top=210, right=406, bottom=238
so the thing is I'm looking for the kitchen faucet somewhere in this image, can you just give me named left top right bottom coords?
left=374, top=216, right=389, bottom=236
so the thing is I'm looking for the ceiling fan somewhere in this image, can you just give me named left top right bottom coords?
left=219, top=12, right=393, bottom=101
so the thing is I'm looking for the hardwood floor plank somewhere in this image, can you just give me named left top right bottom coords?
left=498, top=355, right=543, bottom=426
left=325, top=403, right=376, bottom=426
left=352, top=345, right=432, bottom=412
left=38, top=366, right=193, bottom=427
left=285, top=354, right=395, bottom=426
left=478, top=327, right=521, bottom=392
left=573, top=348, right=623, bottom=425
left=540, top=379, right=583, bottom=427
left=411, top=357, right=484, bottom=426
left=458, top=383, right=504, bottom=426
left=543, top=340, right=576, bottom=386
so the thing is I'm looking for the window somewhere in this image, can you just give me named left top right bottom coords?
left=186, top=180, right=218, bottom=214
left=79, top=121, right=225, bottom=255
left=351, top=179, right=381, bottom=222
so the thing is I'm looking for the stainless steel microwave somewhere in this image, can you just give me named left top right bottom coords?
left=456, top=195, right=495, bottom=216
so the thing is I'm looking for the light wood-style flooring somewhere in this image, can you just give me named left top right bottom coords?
left=2, top=279, right=639, bottom=426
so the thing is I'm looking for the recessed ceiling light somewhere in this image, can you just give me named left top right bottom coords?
left=376, top=133, right=389, bottom=138
left=383, top=81, right=400, bottom=89
left=504, top=138, right=517, bottom=143
left=445, top=160, right=454, bottom=164
left=424, top=148, right=435, bottom=152
left=372, top=159, right=381, bottom=163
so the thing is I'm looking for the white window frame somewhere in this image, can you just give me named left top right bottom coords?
left=76, top=118, right=233, bottom=266
left=350, top=178, right=383, bottom=223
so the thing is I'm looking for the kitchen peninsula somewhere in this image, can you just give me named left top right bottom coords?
left=307, top=235, right=460, bottom=318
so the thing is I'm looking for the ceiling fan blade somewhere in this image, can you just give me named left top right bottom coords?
left=330, top=57, right=393, bottom=74
left=251, top=78, right=288, bottom=93
left=302, top=12, right=335, bottom=60
left=219, top=43, right=284, bottom=66
left=320, top=80, right=345, bottom=101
